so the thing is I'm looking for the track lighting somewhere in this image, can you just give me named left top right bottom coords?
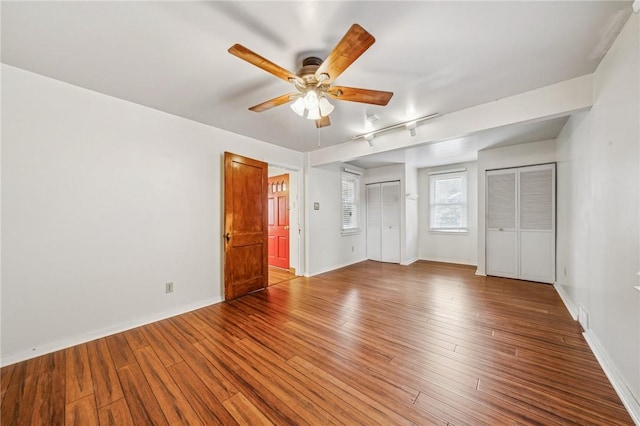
left=364, top=133, right=375, bottom=147
left=353, top=113, right=439, bottom=142
left=405, top=121, right=417, bottom=137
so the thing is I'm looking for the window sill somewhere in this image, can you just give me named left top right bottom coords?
left=342, top=229, right=361, bottom=237
left=429, top=229, right=468, bottom=235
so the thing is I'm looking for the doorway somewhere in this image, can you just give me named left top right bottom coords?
left=268, top=166, right=301, bottom=283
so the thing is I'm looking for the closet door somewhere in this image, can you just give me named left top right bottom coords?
left=486, top=170, right=518, bottom=278
left=381, top=181, right=401, bottom=263
left=519, top=165, right=555, bottom=283
left=485, top=164, right=556, bottom=283
left=366, top=184, right=382, bottom=262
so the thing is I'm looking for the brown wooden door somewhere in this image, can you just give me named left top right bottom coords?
left=267, top=174, right=290, bottom=270
left=224, top=152, right=268, bottom=299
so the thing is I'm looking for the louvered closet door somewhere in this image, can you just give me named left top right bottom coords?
left=381, top=181, right=401, bottom=263
left=519, top=165, right=555, bottom=283
left=486, top=170, right=518, bottom=278
left=366, top=184, right=382, bottom=261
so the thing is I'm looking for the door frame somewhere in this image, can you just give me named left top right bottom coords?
left=267, top=164, right=303, bottom=277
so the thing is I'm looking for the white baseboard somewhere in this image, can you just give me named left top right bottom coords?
left=1, top=297, right=222, bottom=367
left=553, top=282, right=578, bottom=320
left=401, top=257, right=420, bottom=266
left=419, top=257, right=477, bottom=267
left=305, top=258, right=367, bottom=277
left=583, top=330, right=640, bottom=424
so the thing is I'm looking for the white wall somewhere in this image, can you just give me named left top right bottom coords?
left=556, top=12, right=639, bottom=421
left=476, top=139, right=557, bottom=276
left=418, top=162, right=478, bottom=265
left=555, top=112, right=592, bottom=313
left=404, top=164, right=419, bottom=264
left=305, top=162, right=366, bottom=276
left=1, top=65, right=303, bottom=365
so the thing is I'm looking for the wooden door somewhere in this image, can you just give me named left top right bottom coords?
left=267, top=174, right=290, bottom=270
left=224, top=152, right=268, bottom=299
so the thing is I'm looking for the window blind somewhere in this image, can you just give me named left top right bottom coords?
left=341, top=172, right=360, bottom=232
left=429, top=171, right=468, bottom=231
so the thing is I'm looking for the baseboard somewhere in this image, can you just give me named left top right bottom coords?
left=401, top=257, right=419, bottom=266
left=1, top=296, right=222, bottom=367
left=553, top=282, right=578, bottom=320
left=305, top=258, right=367, bottom=277
left=583, top=330, right=640, bottom=424
left=419, top=257, right=477, bottom=267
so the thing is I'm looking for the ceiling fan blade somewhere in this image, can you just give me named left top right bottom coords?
left=249, top=93, right=299, bottom=112
left=315, top=116, right=331, bottom=128
left=327, top=86, right=393, bottom=106
left=315, top=24, right=375, bottom=84
left=229, top=44, right=303, bottom=85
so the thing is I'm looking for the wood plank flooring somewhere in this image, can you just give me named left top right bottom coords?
left=1, top=261, right=634, bottom=425
left=268, top=266, right=296, bottom=286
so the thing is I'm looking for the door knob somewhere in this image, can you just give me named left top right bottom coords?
left=225, top=233, right=231, bottom=243
left=284, top=226, right=289, bottom=230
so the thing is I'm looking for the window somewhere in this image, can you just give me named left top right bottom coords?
left=341, top=170, right=360, bottom=234
left=429, top=170, right=468, bottom=232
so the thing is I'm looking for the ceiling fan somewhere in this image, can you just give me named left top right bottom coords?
left=228, top=24, right=393, bottom=128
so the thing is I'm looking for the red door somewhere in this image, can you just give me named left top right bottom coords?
left=267, top=174, right=290, bottom=270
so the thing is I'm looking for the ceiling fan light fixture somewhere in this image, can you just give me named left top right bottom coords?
left=303, top=90, right=319, bottom=110
left=318, top=97, right=334, bottom=116
left=290, top=97, right=306, bottom=116
left=307, top=107, right=321, bottom=120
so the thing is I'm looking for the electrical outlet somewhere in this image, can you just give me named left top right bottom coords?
left=165, top=282, right=174, bottom=293
left=352, top=246, right=355, bottom=252
left=578, top=305, right=589, bottom=330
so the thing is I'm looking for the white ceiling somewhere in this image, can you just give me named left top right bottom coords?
left=1, top=1, right=632, bottom=167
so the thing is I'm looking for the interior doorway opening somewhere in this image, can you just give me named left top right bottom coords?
left=268, top=165, right=302, bottom=284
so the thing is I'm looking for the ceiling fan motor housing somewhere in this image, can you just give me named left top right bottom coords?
left=296, top=57, right=329, bottom=90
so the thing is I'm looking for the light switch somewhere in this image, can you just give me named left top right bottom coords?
left=314, top=202, right=320, bottom=210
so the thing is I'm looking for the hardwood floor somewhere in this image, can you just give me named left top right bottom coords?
left=268, top=266, right=296, bottom=286
left=1, top=261, right=634, bottom=425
